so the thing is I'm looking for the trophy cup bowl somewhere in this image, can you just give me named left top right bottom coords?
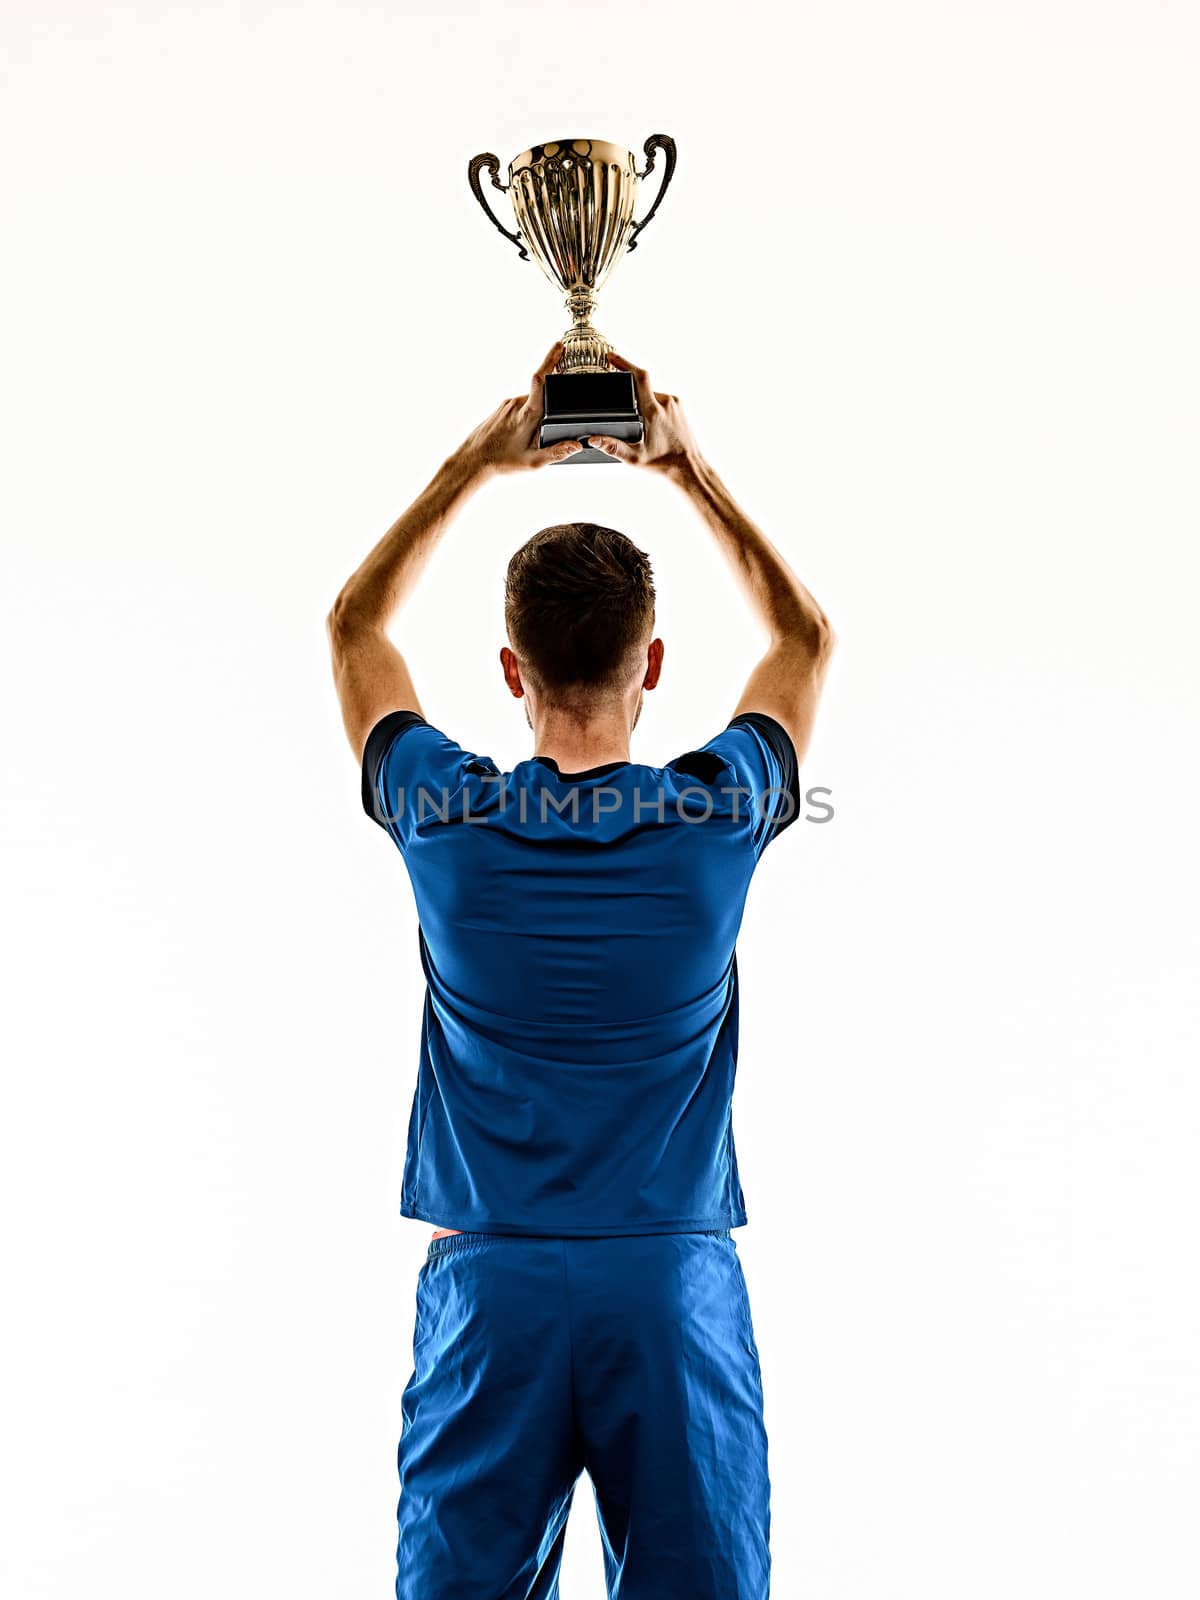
left=468, top=135, right=677, bottom=464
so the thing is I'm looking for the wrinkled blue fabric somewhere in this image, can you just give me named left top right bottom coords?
left=395, top=1230, right=771, bottom=1599
left=361, top=713, right=800, bottom=1237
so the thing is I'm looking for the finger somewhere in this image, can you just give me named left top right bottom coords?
left=586, top=434, right=638, bottom=464
left=605, top=350, right=655, bottom=411
left=523, top=343, right=566, bottom=415
left=531, top=340, right=566, bottom=388
left=539, top=439, right=584, bottom=465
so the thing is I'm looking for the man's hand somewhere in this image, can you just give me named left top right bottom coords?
left=454, top=341, right=585, bottom=476
left=585, top=350, right=701, bottom=475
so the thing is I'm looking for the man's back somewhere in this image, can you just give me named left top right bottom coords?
left=363, top=708, right=800, bottom=1235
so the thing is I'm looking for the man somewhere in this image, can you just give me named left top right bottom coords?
left=328, top=340, right=835, bottom=1599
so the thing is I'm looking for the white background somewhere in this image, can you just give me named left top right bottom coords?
left=2, top=2, right=1198, bottom=1596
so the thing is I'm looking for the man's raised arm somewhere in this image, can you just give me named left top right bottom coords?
left=586, top=353, right=836, bottom=765
left=326, top=341, right=584, bottom=760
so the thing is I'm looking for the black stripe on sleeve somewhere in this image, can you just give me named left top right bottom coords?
left=727, top=711, right=801, bottom=837
left=361, top=710, right=428, bottom=825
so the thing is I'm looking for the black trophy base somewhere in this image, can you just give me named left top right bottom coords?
left=540, top=371, right=644, bottom=464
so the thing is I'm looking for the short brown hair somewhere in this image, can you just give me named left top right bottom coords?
left=504, top=522, right=655, bottom=695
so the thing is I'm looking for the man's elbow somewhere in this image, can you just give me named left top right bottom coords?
left=813, top=612, right=837, bottom=665
left=325, top=600, right=348, bottom=663
left=326, top=590, right=372, bottom=656
left=783, top=608, right=836, bottom=671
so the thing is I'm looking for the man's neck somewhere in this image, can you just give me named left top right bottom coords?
left=531, top=712, right=632, bottom=774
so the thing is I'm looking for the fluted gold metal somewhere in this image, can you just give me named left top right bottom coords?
left=509, top=141, right=637, bottom=373
left=467, top=136, right=677, bottom=376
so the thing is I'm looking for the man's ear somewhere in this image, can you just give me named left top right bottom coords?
left=500, top=645, right=525, bottom=699
left=643, top=637, right=665, bottom=692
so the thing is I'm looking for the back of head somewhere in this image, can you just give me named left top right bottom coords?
left=504, top=522, right=656, bottom=701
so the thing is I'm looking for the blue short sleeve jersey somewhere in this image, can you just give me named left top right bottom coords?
left=360, top=710, right=800, bottom=1236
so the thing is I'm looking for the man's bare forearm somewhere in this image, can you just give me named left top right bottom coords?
left=662, top=451, right=833, bottom=657
left=329, top=343, right=576, bottom=642
left=329, top=452, right=491, bottom=638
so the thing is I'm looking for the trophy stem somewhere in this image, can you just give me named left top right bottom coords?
left=556, top=287, right=614, bottom=375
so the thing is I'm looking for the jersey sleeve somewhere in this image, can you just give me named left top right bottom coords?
left=361, top=710, right=494, bottom=853
left=670, top=711, right=801, bottom=859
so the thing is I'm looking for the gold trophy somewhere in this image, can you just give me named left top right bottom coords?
left=467, top=136, right=677, bottom=464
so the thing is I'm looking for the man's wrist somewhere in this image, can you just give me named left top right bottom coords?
left=658, top=448, right=709, bottom=492
left=438, top=448, right=497, bottom=493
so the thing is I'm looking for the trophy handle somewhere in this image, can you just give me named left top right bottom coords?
left=626, top=134, right=677, bottom=255
left=467, top=153, right=530, bottom=263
